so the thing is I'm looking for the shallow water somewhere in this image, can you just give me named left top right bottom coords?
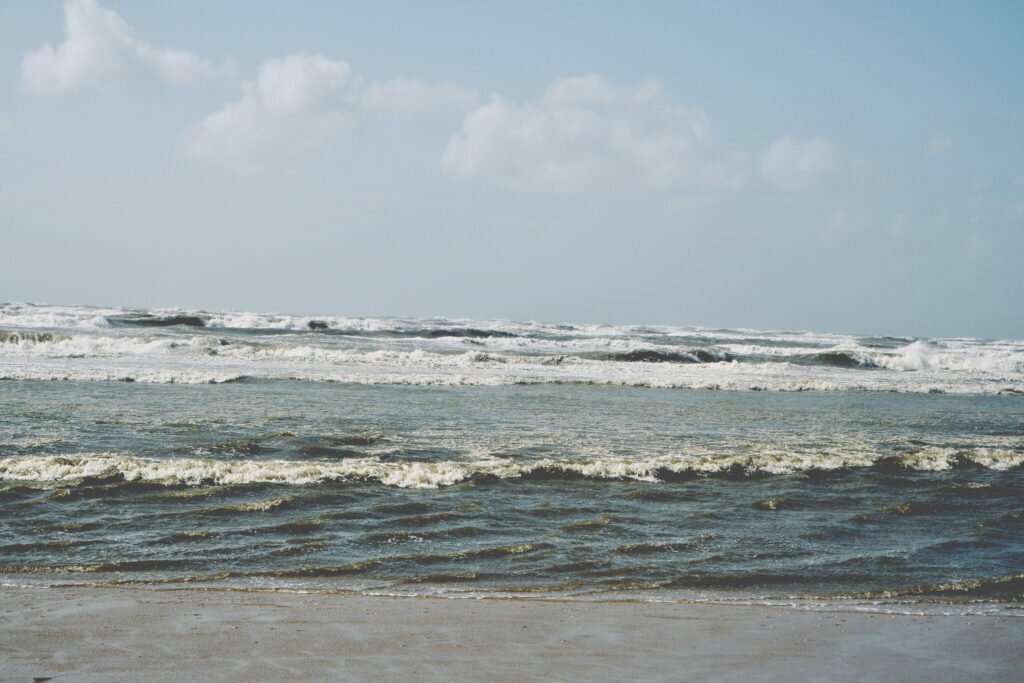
left=1, top=304, right=1022, bottom=611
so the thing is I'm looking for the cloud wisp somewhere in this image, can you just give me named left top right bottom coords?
left=19, top=0, right=229, bottom=98
left=442, top=75, right=741, bottom=194
left=182, top=54, right=478, bottom=170
left=760, top=136, right=838, bottom=189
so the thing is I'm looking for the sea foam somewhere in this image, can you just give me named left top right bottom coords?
left=1, top=303, right=1022, bottom=394
left=2, top=447, right=1021, bottom=489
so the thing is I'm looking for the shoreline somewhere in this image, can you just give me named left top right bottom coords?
left=2, top=585, right=1021, bottom=681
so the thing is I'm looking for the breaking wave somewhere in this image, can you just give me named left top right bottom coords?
left=2, top=363, right=1021, bottom=393
left=805, top=352, right=879, bottom=369
left=2, top=447, right=1021, bottom=489
left=107, top=315, right=207, bottom=328
left=0, top=330, right=68, bottom=344
left=601, top=349, right=733, bottom=364
left=2, top=303, right=1022, bottom=394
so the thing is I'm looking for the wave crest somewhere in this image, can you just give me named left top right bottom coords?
left=602, top=349, right=733, bottom=364
left=2, top=447, right=1020, bottom=490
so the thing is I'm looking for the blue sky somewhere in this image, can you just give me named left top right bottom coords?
left=1, top=1, right=1022, bottom=337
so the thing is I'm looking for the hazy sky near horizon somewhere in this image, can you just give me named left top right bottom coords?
left=1, top=1, right=1022, bottom=338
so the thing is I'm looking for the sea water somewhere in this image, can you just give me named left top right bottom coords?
left=1, top=303, right=1021, bottom=613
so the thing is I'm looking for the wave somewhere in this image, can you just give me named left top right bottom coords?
left=0, top=330, right=68, bottom=344
left=805, top=352, right=879, bottom=369
left=601, top=349, right=732, bottom=364
left=0, top=303, right=122, bottom=330
left=271, top=324, right=519, bottom=339
left=401, top=327, right=518, bottom=339
left=185, top=438, right=275, bottom=456
left=0, top=332, right=212, bottom=358
left=120, top=315, right=522, bottom=339
left=106, top=315, right=206, bottom=328
left=2, top=304, right=1022, bottom=393
left=2, top=447, right=1020, bottom=489
left=872, top=340, right=1024, bottom=374
left=280, top=326, right=520, bottom=340
left=845, top=573, right=1024, bottom=602
left=3, top=363, right=1021, bottom=394
left=0, top=367, right=250, bottom=384
left=6, top=335, right=1015, bottom=381
left=262, top=544, right=546, bottom=577
left=0, top=559, right=200, bottom=574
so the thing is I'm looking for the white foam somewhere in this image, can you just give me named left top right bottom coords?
left=1, top=354, right=1021, bottom=393
left=865, top=340, right=1024, bottom=375
left=0, top=303, right=118, bottom=330
left=1, top=446, right=1020, bottom=489
left=2, top=303, right=1022, bottom=394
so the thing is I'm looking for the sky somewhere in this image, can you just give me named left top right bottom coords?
left=1, top=0, right=1022, bottom=338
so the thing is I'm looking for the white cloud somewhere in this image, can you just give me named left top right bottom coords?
left=182, top=54, right=479, bottom=169
left=20, top=0, right=228, bottom=97
left=760, top=136, right=837, bottom=189
left=181, top=54, right=355, bottom=169
left=442, top=75, right=739, bottom=194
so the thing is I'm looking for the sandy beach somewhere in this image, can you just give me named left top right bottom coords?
left=1, top=586, right=1020, bottom=682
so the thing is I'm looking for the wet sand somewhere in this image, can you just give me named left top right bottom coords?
left=1, top=586, right=1021, bottom=682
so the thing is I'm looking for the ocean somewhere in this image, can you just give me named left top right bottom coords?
left=1, top=302, right=1022, bottom=613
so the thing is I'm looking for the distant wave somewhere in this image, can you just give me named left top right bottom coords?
left=104, top=314, right=521, bottom=339
left=0, top=330, right=68, bottom=344
left=2, top=303, right=1022, bottom=394
left=805, top=352, right=879, bottom=369
left=600, top=349, right=733, bottom=364
left=322, top=327, right=519, bottom=340
left=106, top=315, right=207, bottom=328
left=2, top=365, right=1022, bottom=394
left=2, top=447, right=1020, bottom=489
